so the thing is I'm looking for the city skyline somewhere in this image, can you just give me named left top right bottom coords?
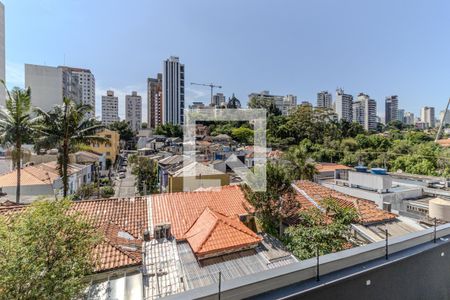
left=4, top=0, right=450, bottom=120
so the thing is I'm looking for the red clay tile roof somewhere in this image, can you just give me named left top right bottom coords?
left=183, top=207, right=261, bottom=258
left=437, top=139, right=450, bottom=147
left=151, top=185, right=253, bottom=240
left=294, top=181, right=396, bottom=224
left=315, top=163, right=352, bottom=173
left=0, top=197, right=148, bottom=273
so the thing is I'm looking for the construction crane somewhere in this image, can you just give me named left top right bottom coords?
left=190, top=82, right=222, bottom=106
left=435, top=98, right=450, bottom=142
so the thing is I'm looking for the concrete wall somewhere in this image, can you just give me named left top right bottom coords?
left=25, top=64, right=63, bottom=112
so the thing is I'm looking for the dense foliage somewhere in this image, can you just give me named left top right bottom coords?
left=284, top=198, right=358, bottom=260
left=154, top=123, right=183, bottom=138
left=108, top=120, right=135, bottom=145
left=0, top=199, right=99, bottom=299
left=129, top=155, right=159, bottom=195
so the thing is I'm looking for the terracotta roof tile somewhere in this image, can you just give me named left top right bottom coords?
left=151, top=185, right=253, bottom=240
left=315, top=163, right=352, bottom=173
left=0, top=197, right=148, bottom=273
left=294, top=181, right=396, bottom=224
left=183, top=207, right=261, bottom=258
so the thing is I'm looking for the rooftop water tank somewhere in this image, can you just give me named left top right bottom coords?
left=355, top=166, right=368, bottom=173
left=371, top=168, right=387, bottom=175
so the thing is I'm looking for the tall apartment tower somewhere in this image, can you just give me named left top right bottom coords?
left=59, top=67, right=95, bottom=118
left=397, top=109, right=405, bottom=123
left=317, top=91, right=332, bottom=109
left=421, top=106, right=435, bottom=128
left=335, top=88, right=353, bottom=122
left=439, top=109, right=450, bottom=126
left=211, top=92, right=226, bottom=107
left=404, top=112, right=415, bottom=125
left=125, top=91, right=142, bottom=132
left=385, top=95, right=399, bottom=124
left=353, top=93, right=377, bottom=131
left=101, top=90, right=119, bottom=125
left=162, top=56, right=185, bottom=125
left=248, top=91, right=297, bottom=115
left=147, top=73, right=163, bottom=129
left=25, top=64, right=82, bottom=112
left=0, top=2, right=5, bottom=104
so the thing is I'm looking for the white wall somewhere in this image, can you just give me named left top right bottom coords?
left=25, top=64, right=63, bottom=112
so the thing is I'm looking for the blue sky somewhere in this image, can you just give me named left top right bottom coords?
left=4, top=0, right=450, bottom=120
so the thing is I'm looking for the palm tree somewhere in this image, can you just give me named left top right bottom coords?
left=34, top=98, right=106, bottom=197
left=0, top=82, right=39, bottom=203
left=285, top=145, right=317, bottom=180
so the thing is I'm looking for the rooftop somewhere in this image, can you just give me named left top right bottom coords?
left=293, top=180, right=396, bottom=224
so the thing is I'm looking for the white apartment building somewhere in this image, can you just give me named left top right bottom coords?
left=102, top=90, right=119, bottom=125
left=126, top=91, right=142, bottom=132
left=421, top=106, right=435, bottom=128
left=335, top=88, right=353, bottom=122
left=0, top=2, right=5, bottom=104
left=25, top=64, right=83, bottom=112
left=317, top=91, right=332, bottom=109
left=248, top=91, right=297, bottom=115
left=439, top=110, right=450, bottom=127
left=162, top=56, right=185, bottom=125
left=212, top=93, right=226, bottom=107
left=404, top=112, right=415, bottom=125
left=353, top=93, right=377, bottom=131
left=60, top=67, right=95, bottom=118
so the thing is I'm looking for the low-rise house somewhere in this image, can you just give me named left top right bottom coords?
left=0, top=161, right=92, bottom=203
left=314, top=162, right=352, bottom=182
left=168, top=162, right=230, bottom=192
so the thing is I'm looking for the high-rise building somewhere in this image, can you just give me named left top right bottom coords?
left=212, top=93, right=226, bottom=107
left=25, top=64, right=82, bottom=112
left=0, top=2, right=5, bottom=104
left=147, top=73, right=163, bottom=129
left=421, top=106, right=435, bottom=128
left=404, top=112, right=415, bottom=125
left=384, top=95, right=399, bottom=124
left=102, top=90, right=119, bottom=125
left=335, top=88, right=353, bottom=122
left=439, top=109, right=450, bottom=127
left=317, top=91, right=332, bottom=109
left=162, top=56, right=185, bottom=125
left=248, top=91, right=297, bottom=115
left=59, top=66, right=95, bottom=118
left=125, top=91, right=142, bottom=132
left=353, top=93, right=377, bottom=131
left=397, top=109, right=405, bottom=123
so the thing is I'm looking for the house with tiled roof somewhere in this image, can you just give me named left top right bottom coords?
left=0, top=161, right=93, bottom=203
left=291, top=181, right=424, bottom=243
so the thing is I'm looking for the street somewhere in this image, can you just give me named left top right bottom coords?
left=114, top=166, right=137, bottom=198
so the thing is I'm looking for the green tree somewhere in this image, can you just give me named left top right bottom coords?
left=130, top=156, right=158, bottom=195
left=284, top=144, right=317, bottom=180
left=284, top=198, right=358, bottom=260
left=243, top=162, right=298, bottom=235
left=248, top=96, right=282, bottom=116
left=35, top=98, right=105, bottom=197
left=109, top=120, right=135, bottom=143
left=0, top=84, right=39, bottom=203
left=231, top=126, right=254, bottom=144
left=100, top=186, right=115, bottom=198
left=154, top=123, right=183, bottom=138
left=0, top=199, right=100, bottom=299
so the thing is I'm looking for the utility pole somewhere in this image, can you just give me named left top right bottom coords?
left=435, top=98, right=450, bottom=142
left=190, top=82, right=222, bottom=106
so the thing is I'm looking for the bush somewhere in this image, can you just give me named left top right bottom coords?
left=100, top=186, right=115, bottom=198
